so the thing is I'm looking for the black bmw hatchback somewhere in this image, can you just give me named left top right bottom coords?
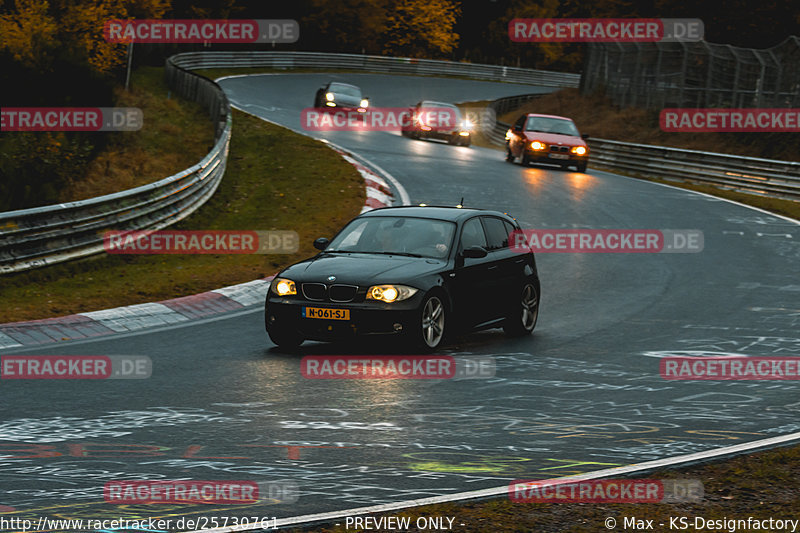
left=265, top=206, right=540, bottom=350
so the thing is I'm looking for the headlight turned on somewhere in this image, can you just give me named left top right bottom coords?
left=366, top=284, right=419, bottom=303
left=271, top=278, right=297, bottom=296
left=571, top=146, right=587, bottom=155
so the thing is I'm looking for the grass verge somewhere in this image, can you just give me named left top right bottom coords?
left=288, top=442, right=800, bottom=532
left=0, top=107, right=365, bottom=323
left=59, top=66, right=214, bottom=202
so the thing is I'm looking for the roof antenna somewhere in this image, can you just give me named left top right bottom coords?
left=458, top=197, right=464, bottom=208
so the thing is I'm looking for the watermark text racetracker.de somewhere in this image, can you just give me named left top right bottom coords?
left=103, top=19, right=298, bottom=43
left=661, top=108, right=800, bottom=132
left=1, top=108, right=142, bottom=131
left=509, top=478, right=704, bottom=503
left=301, top=107, right=495, bottom=132
left=509, top=229, right=703, bottom=253
left=103, top=480, right=298, bottom=504
left=301, top=355, right=496, bottom=379
left=103, top=230, right=299, bottom=254
left=661, top=356, right=800, bottom=380
left=509, top=18, right=703, bottom=42
left=1, top=355, right=151, bottom=379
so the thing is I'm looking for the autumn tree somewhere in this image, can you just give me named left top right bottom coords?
left=1, top=0, right=171, bottom=75
left=0, top=0, right=60, bottom=71
left=380, top=0, right=460, bottom=58
left=304, top=0, right=391, bottom=55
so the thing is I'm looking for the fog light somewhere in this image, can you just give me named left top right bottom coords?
left=393, top=323, right=403, bottom=332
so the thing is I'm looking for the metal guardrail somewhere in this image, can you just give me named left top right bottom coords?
left=486, top=94, right=800, bottom=201
left=0, top=59, right=231, bottom=274
left=0, top=52, right=578, bottom=274
left=169, top=51, right=581, bottom=88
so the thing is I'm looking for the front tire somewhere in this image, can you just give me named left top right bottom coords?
left=504, top=282, right=539, bottom=337
left=505, top=146, right=515, bottom=162
left=576, top=161, right=588, bottom=173
left=416, top=293, right=447, bottom=351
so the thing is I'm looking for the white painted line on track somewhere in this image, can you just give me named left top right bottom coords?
left=186, top=431, right=800, bottom=533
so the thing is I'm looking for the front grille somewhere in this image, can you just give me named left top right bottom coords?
left=329, top=284, right=358, bottom=303
left=550, top=145, right=569, bottom=152
left=302, top=283, right=326, bottom=301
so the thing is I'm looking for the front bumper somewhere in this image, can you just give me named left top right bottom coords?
left=419, top=129, right=470, bottom=141
left=526, top=150, right=588, bottom=165
left=266, top=296, right=421, bottom=341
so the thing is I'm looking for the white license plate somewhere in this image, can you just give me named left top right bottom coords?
left=548, top=153, right=569, bottom=160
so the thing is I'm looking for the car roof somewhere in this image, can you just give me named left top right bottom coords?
left=419, top=100, right=457, bottom=108
left=359, top=205, right=515, bottom=223
left=329, top=82, right=360, bottom=90
left=523, top=113, right=576, bottom=122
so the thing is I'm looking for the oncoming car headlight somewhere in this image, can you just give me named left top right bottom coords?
left=366, top=285, right=418, bottom=303
left=360, top=98, right=369, bottom=108
left=531, top=141, right=546, bottom=151
left=271, top=278, right=297, bottom=296
left=571, top=146, right=587, bottom=155
left=326, top=92, right=334, bottom=101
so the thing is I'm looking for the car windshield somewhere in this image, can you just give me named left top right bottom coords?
left=525, top=117, right=580, bottom=136
left=327, top=216, right=456, bottom=259
left=421, top=102, right=462, bottom=120
left=329, top=83, right=362, bottom=98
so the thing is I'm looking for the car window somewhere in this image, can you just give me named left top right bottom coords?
left=525, top=117, right=580, bottom=136
left=329, top=83, right=361, bottom=98
left=482, top=217, right=510, bottom=251
left=328, top=216, right=455, bottom=259
left=460, top=217, right=487, bottom=250
left=334, top=219, right=368, bottom=248
left=503, top=220, right=517, bottom=247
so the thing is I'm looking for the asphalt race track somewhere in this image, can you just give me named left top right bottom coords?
left=1, top=73, right=799, bottom=529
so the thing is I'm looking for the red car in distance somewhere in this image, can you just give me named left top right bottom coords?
left=505, top=113, right=589, bottom=172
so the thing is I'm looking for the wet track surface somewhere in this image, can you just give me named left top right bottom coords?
left=1, top=73, right=799, bottom=528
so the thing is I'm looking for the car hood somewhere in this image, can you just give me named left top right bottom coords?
left=523, top=131, right=586, bottom=147
left=279, top=253, right=445, bottom=285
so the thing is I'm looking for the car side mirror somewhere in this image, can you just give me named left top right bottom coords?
left=313, top=238, right=330, bottom=250
left=581, top=134, right=590, bottom=140
left=462, top=246, right=488, bottom=259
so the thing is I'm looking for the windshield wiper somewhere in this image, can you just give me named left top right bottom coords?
left=329, top=250, right=424, bottom=258
left=372, top=251, right=425, bottom=257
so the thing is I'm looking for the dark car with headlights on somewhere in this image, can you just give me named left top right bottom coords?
left=314, top=81, right=369, bottom=112
left=265, top=206, right=539, bottom=350
left=505, top=113, right=589, bottom=172
left=401, top=101, right=472, bottom=146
